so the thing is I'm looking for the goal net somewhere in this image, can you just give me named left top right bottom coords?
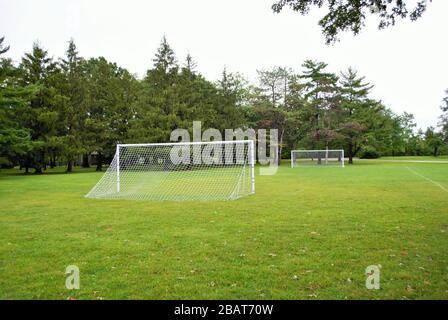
left=291, top=149, right=344, bottom=168
left=85, top=140, right=255, bottom=201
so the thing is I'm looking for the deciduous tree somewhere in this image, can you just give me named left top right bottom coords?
left=272, top=0, right=432, bottom=44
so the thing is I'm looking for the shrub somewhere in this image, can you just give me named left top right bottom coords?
left=359, top=146, right=380, bottom=159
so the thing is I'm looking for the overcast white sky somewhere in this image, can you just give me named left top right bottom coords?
left=1, top=0, right=447, bottom=130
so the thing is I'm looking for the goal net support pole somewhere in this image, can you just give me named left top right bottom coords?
left=250, top=139, right=255, bottom=194
left=116, top=144, right=120, bottom=193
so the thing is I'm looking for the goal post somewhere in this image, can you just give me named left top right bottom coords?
left=116, top=144, right=120, bottom=193
left=291, top=149, right=345, bottom=168
left=250, top=139, right=255, bottom=194
left=86, top=140, right=255, bottom=201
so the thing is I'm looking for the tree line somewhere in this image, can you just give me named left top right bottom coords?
left=0, top=36, right=447, bottom=173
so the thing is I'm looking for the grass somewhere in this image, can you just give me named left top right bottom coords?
left=1, top=159, right=448, bottom=299
left=88, top=166, right=252, bottom=201
left=379, top=155, right=448, bottom=161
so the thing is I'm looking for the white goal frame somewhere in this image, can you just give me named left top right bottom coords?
left=291, top=149, right=345, bottom=168
left=116, top=140, right=255, bottom=194
left=86, top=140, right=255, bottom=201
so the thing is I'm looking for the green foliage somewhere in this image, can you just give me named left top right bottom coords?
left=1, top=35, right=445, bottom=174
left=425, top=127, right=444, bottom=157
left=440, top=89, right=448, bottom=143
left=18, top=42, right=61, bottom=173
left=299, top=60, right=340, bottom=149
left=0, top=38, right=38, bottom=170
left=0, top=36, right=10, bottom=55
left=359, top=146, right=380, bottom=159
left=130, top=40, right=245, bottom=144
left=83, top=56, right=138, bottom=170
left=337, top=67, right=375, bottom=163
left=272, top=0, right=431, bottom=44
left=58, top=39, right=88, bottom=172
left=256, top=67, right=289, bottom=107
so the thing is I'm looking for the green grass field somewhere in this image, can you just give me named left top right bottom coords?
left=379, top=155, right=448, bottom=161
left=87, top=166, right=252, bottom=201
left=1, top=159, right=448, bottom=299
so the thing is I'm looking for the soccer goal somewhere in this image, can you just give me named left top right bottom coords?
left=291, top=149, right=345, bottom=168
left=85, top=140, right=255, bottom=201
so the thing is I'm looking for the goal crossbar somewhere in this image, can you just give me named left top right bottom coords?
left=118, top=140, right=250, bottom=147
left=291, top=149, right=345, bottom=152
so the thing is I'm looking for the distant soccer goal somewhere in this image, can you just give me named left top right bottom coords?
left=85, top=140, right=255, bottom=201
left=291, top=149, right=345, bottom=168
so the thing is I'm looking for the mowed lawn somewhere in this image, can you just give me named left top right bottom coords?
left=1, top=160, right=448, bottom=299
left=378, top=156, right=448, bottom=161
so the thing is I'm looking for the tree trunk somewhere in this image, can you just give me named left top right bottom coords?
left=66, top=160, right=73, bottom=173
left=34, top=151, right=45, bottom=173
left=82, top=153, right=90, bottom=168
left=96, top=153, right=103, bottom=171
left=348, top=142, right=354, bottom=164
left=433, top=147, right=438, bottom=157
left=50, top=154, right=56, bottom=168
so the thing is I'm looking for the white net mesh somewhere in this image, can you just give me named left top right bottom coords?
left=86, top=141, right=255, bottom=201
left=291, top=150, right=344, bottom=167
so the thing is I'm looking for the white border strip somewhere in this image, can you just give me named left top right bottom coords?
left=406, top=166, right=448, bottom=193
left=362, top=159, right=448, bottom=164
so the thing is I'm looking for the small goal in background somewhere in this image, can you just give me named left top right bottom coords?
left=291, top=149, right=345, bottom=168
